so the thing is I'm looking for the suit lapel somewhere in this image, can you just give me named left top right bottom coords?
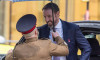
left=39, top=24, right=50, bottom=39
left=61, top=20, right=69, bottom=43
left=44, top=25, right=50, bottom=38
left=46, top=26, right=50, bottom=38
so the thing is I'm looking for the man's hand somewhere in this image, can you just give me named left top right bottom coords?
left=52, top=32, right=59, bottom=38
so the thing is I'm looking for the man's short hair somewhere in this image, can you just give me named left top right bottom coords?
left=42, top=2, right=59, bottom=13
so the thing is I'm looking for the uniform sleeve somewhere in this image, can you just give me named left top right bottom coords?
left=55, top=36, right=68, bottom=46
left=49, top=40, right=69, bottom=56
left=5, top=52, right=18, bottom=60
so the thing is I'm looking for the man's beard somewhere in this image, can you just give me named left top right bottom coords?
left=47, top=21, right=53, bottom=29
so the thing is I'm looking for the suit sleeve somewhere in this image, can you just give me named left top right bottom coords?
left=49, top=40, right=69, bottom=56
left=75, top=25, right=91, bottom=60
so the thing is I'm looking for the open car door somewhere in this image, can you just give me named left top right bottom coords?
left=73, top=20, right=100, bottom=60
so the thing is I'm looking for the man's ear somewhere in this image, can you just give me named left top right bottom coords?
left=35, top=30, right=37, bottom=35
left=35, top=28, right=38, bottom=35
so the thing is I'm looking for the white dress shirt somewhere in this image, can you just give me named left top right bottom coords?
left=49, top=19, right=66, bottom=60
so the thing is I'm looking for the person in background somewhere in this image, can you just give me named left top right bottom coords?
left=38, top=2, right=91, bottom=60
left=5, top=14, right=69, bottom=60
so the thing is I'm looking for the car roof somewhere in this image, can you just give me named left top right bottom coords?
left=72, top=20, right=100, bottom=34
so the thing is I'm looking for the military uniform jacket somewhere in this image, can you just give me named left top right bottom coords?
left=5, top=36, right=69, bottom=60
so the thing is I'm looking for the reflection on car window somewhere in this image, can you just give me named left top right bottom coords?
left=85, top=34, right=95, bottom=38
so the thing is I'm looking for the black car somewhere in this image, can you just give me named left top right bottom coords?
left=73, top=21, right=100, bottom=60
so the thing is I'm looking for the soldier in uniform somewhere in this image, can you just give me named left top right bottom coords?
left=5, top=14, right=69, bottom=60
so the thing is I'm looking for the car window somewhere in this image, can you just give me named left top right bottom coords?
left=85, top=34, right=95, bottom=39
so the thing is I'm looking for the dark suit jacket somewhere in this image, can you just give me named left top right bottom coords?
left=38, top=20, right=91, bottom=60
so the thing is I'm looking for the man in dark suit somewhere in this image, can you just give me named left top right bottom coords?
left=38, top=2, right=91, bottom=60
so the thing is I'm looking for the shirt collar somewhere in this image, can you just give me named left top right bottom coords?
left=55, top=19, right=62, bottom=29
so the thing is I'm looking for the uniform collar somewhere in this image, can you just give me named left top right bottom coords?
left=25, top=37, right=38, bottom=43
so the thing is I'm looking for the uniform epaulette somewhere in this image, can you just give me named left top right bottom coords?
left=40, top=38, right=49, bottom=40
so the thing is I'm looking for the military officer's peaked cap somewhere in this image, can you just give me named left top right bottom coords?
left=16, top=14, right=36, bottom=34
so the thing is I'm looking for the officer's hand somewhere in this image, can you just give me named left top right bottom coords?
left=52, top=32, right=59, bottom=38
